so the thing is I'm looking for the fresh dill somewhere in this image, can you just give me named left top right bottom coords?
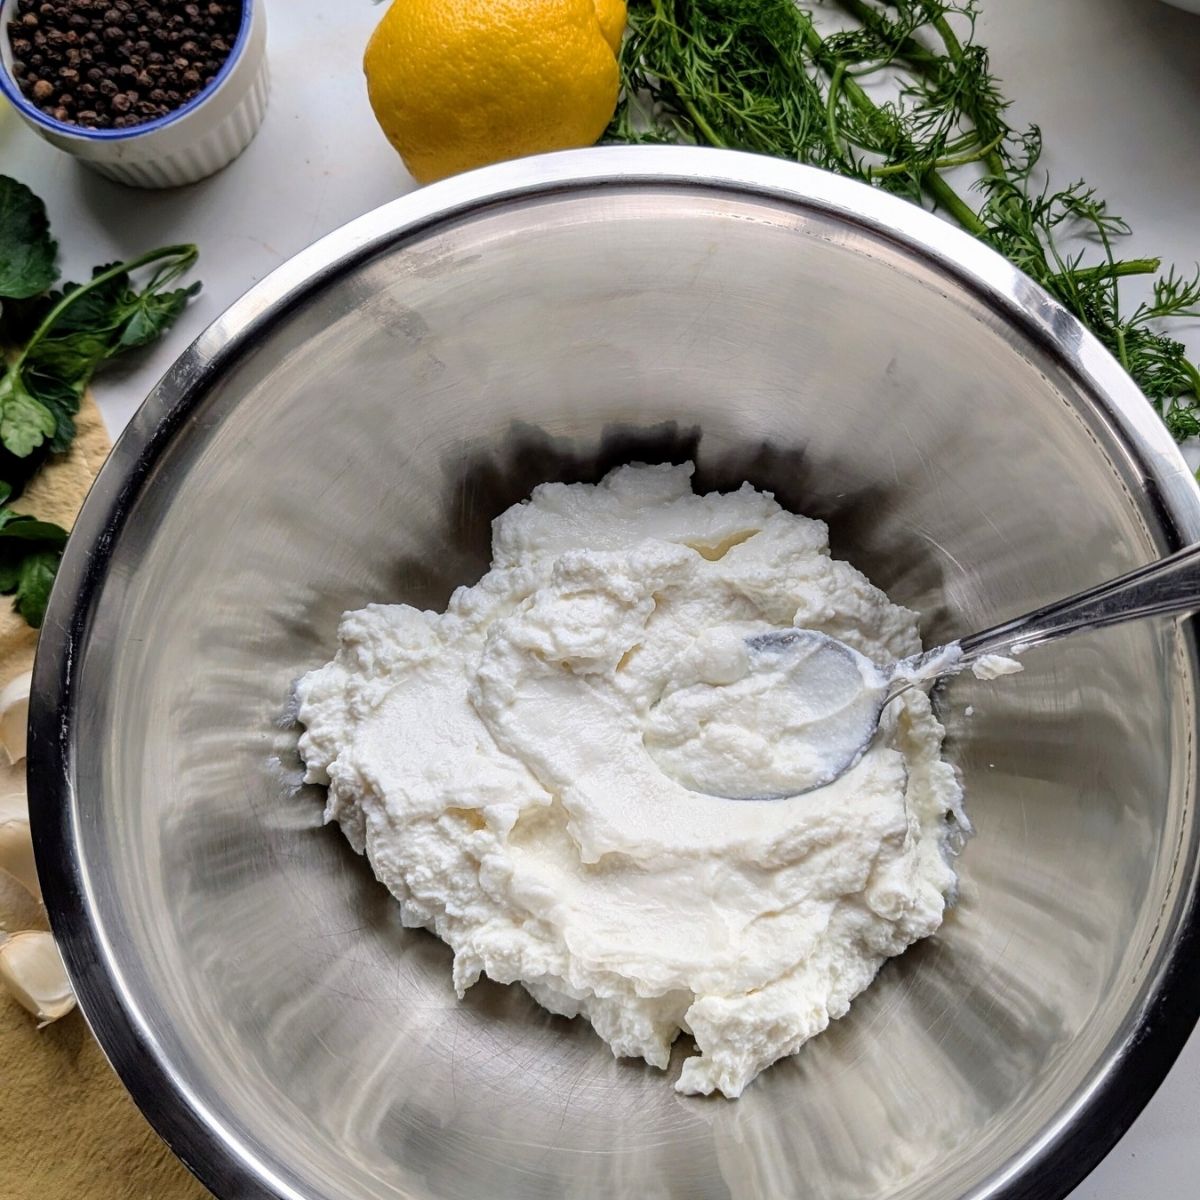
left=607, top=0, right=1200, bottom=441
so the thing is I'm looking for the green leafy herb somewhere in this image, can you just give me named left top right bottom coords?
left=0, top=176, right=200, bottom=626
left=0, top=245, right=200, bottom=459
left=608, top=0, right=1200, bottom=440
left=0, top=177, right=58, bottom=301
left=0, top=482, right=69, bottom=628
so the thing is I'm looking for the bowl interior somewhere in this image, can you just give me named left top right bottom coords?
left=42, top=163, right=1200, bottom=1200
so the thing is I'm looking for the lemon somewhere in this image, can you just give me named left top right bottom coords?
left=593, top=0, right=627, bottom=53
left=363, top=0, right=627, bottom=185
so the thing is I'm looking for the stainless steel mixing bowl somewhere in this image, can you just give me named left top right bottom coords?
left=29, top=148, right=1200, bottom=1200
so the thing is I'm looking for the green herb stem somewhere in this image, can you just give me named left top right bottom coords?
left=923, top=170, right=988, bottom=235
left=926, top=10, right=1007, bottom=177
left=796, top=8, right=989, bottom=234
left=868, top=129, right=1005, bottom=177
left=836, top=0, right=943, bottom=71
left=1053, top=258, right=1161, bottom=285
left=10, top=243, right=198, bottom=376
left=677, top=88, right=728, bottom=148
left=825, top=60, right=847, bottom=158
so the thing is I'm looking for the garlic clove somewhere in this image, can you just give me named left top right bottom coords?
left=0, top=785, right=39, bottom=901
left=0, top=868, right=44, bottom=934
left=0, top=670, right=30, bottom=766
left=0, top=930, right=75, bottom=1026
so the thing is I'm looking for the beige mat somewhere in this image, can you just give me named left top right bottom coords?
left=0, top=394, right=210, bottom=1200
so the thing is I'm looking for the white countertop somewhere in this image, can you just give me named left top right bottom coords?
left=2, top=0, right=1198, bottom=1196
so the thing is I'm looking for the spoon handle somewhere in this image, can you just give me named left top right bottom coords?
left=958, top=541, right=1200, bottom=662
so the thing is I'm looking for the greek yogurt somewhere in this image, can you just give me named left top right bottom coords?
left=296, top=463, right=966, bottom=1097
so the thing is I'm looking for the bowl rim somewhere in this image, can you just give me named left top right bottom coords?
left=0, top=0, right=255, bottom=142
left=27, top=145, right=1200, bottom=1200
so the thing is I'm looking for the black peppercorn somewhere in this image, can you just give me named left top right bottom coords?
left=6, top=0, right=242, bottom=129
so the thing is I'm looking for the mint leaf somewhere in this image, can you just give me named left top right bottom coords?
left=0, top=506, right=69, bottom=628
left=0, top=245, right=199, bottom=460
left=117, top=279, right=201, bottom=350
left=0, top=177, right=59, bottom=301
left=42, top=263, right=201, bottom=350
left=23, top=370, right=81, bottom=454
left=0, top=370, right=57, bottom=458
left=0, top=513, right=69, bottom=543
left=11, top=548, right=62, bottom=627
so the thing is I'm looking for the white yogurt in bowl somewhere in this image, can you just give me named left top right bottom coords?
left=297, top=463, right=966, bottom=1098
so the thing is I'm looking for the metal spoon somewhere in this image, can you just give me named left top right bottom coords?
left=720, top=541, right=1200, bottom=800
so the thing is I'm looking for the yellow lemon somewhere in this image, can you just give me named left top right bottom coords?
left=364, top=0, right=627, bottom=185
left=593, top=0, right=627, bottom=53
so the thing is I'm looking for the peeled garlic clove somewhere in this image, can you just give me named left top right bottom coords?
left=0, top=868, right=44, bottom=934
left=0, top=930, right=74, bottom=1026
left=0, top=671, right=30, bottom=766
left=0, top=787, right=38, bottom=900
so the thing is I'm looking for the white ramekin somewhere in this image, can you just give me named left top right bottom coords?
left=0, top=0, right=269, bottom=188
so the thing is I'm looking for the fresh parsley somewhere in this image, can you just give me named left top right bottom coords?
left=608, top=0, right=1200, bottom=440
left=0, top=175, right=200, bottom=627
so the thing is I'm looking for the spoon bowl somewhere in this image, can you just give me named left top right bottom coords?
left=713, top=538, right=1200, bottom=800
left=705, top=629, right=890, bottom=800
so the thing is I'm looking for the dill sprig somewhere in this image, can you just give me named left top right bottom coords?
left=607, top=0, right=1200, bottom=441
